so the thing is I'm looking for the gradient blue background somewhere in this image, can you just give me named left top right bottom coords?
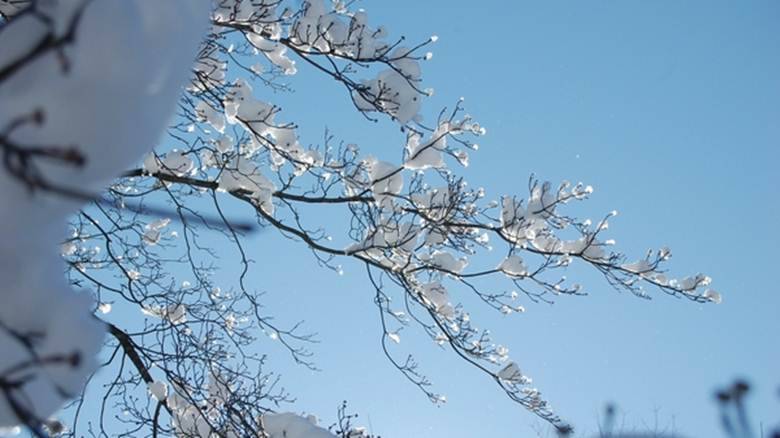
left=98, top=1, right=780, bottom=437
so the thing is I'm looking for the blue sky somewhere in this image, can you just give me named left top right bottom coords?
left=231, top=1, right=779, bottom=437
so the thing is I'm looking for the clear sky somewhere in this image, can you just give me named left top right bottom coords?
left=227, top=1, right=779, bottom=437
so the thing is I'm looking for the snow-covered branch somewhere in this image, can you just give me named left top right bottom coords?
left=0, top=0, right=208, bottom=433
left=1, top=0, right=722, bottom=436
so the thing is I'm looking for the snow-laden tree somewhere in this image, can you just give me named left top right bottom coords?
left=0, top=1, right=723, bottom=437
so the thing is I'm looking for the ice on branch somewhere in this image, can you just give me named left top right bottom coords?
left=420, top=250, right=468, bottom=275
left=498, top=255, right=529, bottom=278
left=292, top=1, right=390, bottom=59
left=366, top=157, right=403, bottom=207
left=143, top=217, right=171, bottom=246
left=195, top=100, right=226, bottom=133
left=355, top=60, right=422, bottom=124
left=262, top=412, right=336, bottom=438
left=190, top=55, right=227, bottom=93
left=703, top=289, right=722, bottom=304
left=221, top=79, right=321, bottom=175
left=501, top=196, right=548, bottom=244
left=213, top=0, right=279, bottom=26
left=142, top=303, right=188, bottom=325
left=61, top=241, right=78, bottom=257
left=622, top=259, right=654, bottom=274
left=224, top=79, right=276, bottom=128
left=347, top=218, right=420, bottom=267
left=497, top=361, right=525, bottom=383
left=417, top=282, right=455, bottom=319
left=247, top=34, right=297, bottom=75
left=404, top=126, right=447, bottom=170
left=387, top=332, right=401, bottom=344
left=147, top=381, right=168, bottom=402
left=143, top=150, right=196, bottom=177
left=167, top=373, right=241, bottom=436
left=213, top=1, right=292, bottom=74
left=412, top=187, right=454, bottom=222
left=214, top=0, right=432, bottom=122
left=219, top=156, right=276, bottom=215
